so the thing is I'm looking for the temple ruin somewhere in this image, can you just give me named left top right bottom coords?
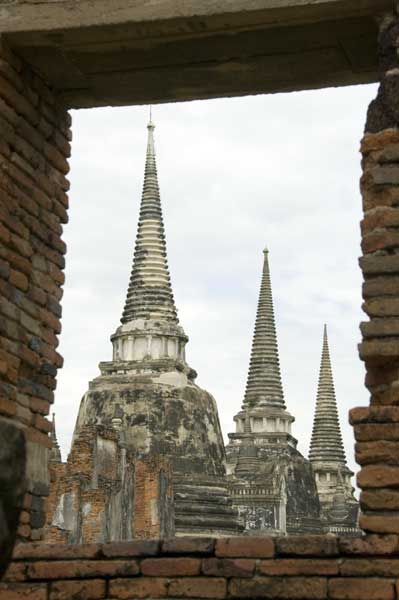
left=3, top=1, right=399, bottom=598
left=44, top=118, right=242, bottom=542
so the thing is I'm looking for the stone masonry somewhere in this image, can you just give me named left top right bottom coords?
left=4, top=535, right=399, bottom=600
left=0, top=36, right=71, bottom=543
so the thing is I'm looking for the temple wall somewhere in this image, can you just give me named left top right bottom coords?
left=0, top=37, right=70, bottom=543
left=4, top=535, right=399, bottom=600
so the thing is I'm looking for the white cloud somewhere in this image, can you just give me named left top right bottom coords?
left=55, top=84, right=377, bottom=484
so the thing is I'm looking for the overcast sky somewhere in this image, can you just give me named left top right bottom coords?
left=55, top=83, right=378, bottom=482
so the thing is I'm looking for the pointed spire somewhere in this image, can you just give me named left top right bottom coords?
left=121, top=117, right=178, bottom=324
left=309, top=325, right=347, bottom=465
left=243, top=248, right=285, bottom=408
left=50, top=413, right=62, bottom=463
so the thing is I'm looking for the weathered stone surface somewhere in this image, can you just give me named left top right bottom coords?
left=328, top=577, right=394, bottom=599
left=357, top=465, right=399, bottom=488
left=216, top=537, right=274, bottom=558
left=0, top=0, right=386, bottom=109
left=360, top=254, right=399, bottom=276
left=338, top=534, right=399, bottom=555
left=356, top=440, right=399, bottom=465
left=229, top=576, right=327, bottom=599
left=0, top=418, right=26, bottom=579
left=276, top=535, right=339, bottom=556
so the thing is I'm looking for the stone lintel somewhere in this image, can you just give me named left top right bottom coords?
left=2, top=0, right=389, bottom=107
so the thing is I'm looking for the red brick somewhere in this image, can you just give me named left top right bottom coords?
left=141, top=557, right=200, bottom=576
left=360, top=513, right=399, bottom=534
left=24, top=427, right=53, bottom=449
left=354, top=423, right=399, bottom=442
left=49, top=579, right=106, bottom=600
left=102, top=540, right=160, bottom=558
left=13, top=544, right=102, bottom=561
left=361, top=489, right=399, bottom=510
left=27, top=559, right=139, bottom=579
left=362, top=231, right=399, bottom=254
left=32, top=413, right=52, bottom=433
left=356, top=441, right=399, bottom=465
left=357, top=465, right=399, bottom=488
left=328, top=578, right=394, bottom=600
left=216, top=537, right=274, bottom=558
left=9, top=269, right=28, bottom=291
left=202, top=558, right=255, bottom=577
left=259, top=558, right=338, bottom=576
left=229, top=576, right=327, bottom=599
left=17, top=524, right=31, bottom=539
left=340, top=558, right=399, bottom=576
left=169, top=577, right=226, bottom=598
left=108, top=577, right=168, bottom=599
left=0, top=396, right=17, bottom=417
left=162, top=537, right=214, bottom=554
left=3, top=562, right=27, bottom=582
left=276, top=535, right=338, bottom=556
left=0, top=583, right=47, bottom=600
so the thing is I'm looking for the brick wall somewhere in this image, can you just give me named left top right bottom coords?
left=0, top=36, right=71, bottom=542
left=4, top=535, right=399, bottom=599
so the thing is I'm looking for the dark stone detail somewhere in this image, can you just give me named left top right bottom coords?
left=366, top=18, right=399, bottom=134
left=0, top=418, right=26, bottom=579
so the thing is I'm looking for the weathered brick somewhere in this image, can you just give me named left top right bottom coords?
left=216, top=537, right=274, bottom=558
left=109, top=577, right=168, bottom=599
left=49, top=579, right=106, bottom=600
left=371, top=384, right=399, bottom=405
left=365, top=363, right=399, bottom=393
left=141, top=557, right=200, bottom=576
left=102, top=540, right=160, bottom=558
left=361, top=130, right=399, bottom=155
left=354, top=423, right=399, bottom=442
left=0, top=583, right=47, bottom=600
left=363, top=278, right=399, bottom=299
left=358, top=465, right=399, bottom=488
left=3, top=562, right=27, bottom=582
left=362, top=231, right=399, bottom=254
left=340, top=558, right=399, bottom=576
left=9, top=268, right=28, bottom=291
left=363, top=318, right=399, bottom=343
left=350, top=407, right=399, bottom=424
left=338, top=534, right=399, bottom=555
left=202, top=558, right=255, bottom=577
left=360, top=513, right=399, bottom=534
left=328, top=577, right=394, bottom=600
left=169, top=577, right=226, bottom=598
left=27, top=559, right=139, bottom=579
left=365, top=304, right=399, bottom=327
left=162, top=537, right=214, bottom=555
left=13, top=543, right=101, bottom=561
left=362, top=208, right=399, bottom=236
left=275, top=535, right=338, bottom=557
left=229, top=576, right=327, bottom=599
left=258, top=558, right=338, bottom=576
left=356, top=440, right=399, bottom=465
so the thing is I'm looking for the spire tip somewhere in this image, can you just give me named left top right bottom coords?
left=148, top=105, right=155, bottom=130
